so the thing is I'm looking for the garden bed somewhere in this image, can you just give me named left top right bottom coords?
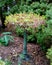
left=0, top=32, right=49, bottom=65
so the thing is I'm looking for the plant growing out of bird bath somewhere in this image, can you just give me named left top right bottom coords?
left=5, top=13, right=45, bottom=65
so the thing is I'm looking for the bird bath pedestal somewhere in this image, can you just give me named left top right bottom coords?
left=18, top=28, right=35, bottom=65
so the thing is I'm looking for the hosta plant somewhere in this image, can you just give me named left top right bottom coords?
left=0, top=32, right=14, bottom=46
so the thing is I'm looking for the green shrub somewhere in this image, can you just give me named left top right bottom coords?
left=46, top=46, right=52, bottom=65
left=30, top=2, right=40, bottom=9
left=0, top=0, right=52, bottom=16
left=5, top=13, right=45, bottom=43
left=30, top=2, right=51, bottom=15
left=16, top=26, right=36, bottom=42
left=16, top=26, right=24, bottom=36
left=15, top=20, right=52, bottom=51
left=10, top=5, right=18, bottom=14
left=36, top=19, right=52, bottom=51
left=46, top=7, right=52, bottom=19
left=5, top=12, right=52, bottom=51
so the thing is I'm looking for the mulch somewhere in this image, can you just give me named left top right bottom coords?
left=0, top=35, right=50, bottom=65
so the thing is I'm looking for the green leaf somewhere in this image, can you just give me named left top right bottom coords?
left=3, top=35, right=9, bottom=46
left=2, top=32, right=12, bottom=35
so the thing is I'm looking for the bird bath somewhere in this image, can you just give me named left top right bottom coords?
left=4, top=13, right=45, bottom=65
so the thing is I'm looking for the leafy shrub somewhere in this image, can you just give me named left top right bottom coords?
left=30, top=2, right=40, bottom=10
left=0, top=0, right=52, bottom=19
left=5, top=13, right=45, bottom=27
left=46, top=46, right=52, bottom=65
left=0, top=0, right=52, bottom=16
left=30, top=2, right=51, bottom=15
left=16, top=26, right=24, bottom=36
left=16, top=26, right=37, bottom=42
left=5, top=13, right=52, bottom=51
left=27, top=34, right=36, bottom=42
left=36, top=19, right=52, bottom=51
left=10, top=5, right=18, bottom=14
left=0, top=0, right=17, bottom=17
left=46, top=7, right=52, bottom=19
left=12, top=2, right=51, bottom=15
left=0, top=0, right=14, bottom=8
left=5, top=13, right=45, bottom=43
left=0, top=32, right=14, bottom=46
left=5, top=13, right=45, bottom=32
left=47, top=3, right=52, bottom=9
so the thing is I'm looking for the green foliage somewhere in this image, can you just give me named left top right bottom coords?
left=16, top=26, right=36, bottom=42
left=2, top=0, right=52, bottom=52
left=10, top=1, right=52, bottom=16
left=0, top=0, right=5, bottom=7
left=40, top=0, right=49, bottom=3
left=10, top=5, right=18, bottom=14
left=0, top=0, right=52, bottom=17
left=0, top=60, right=5, bottom=65
left=16, top=25, right=37, bottom=43
left=5, top=10, right=52, bottom=51
left=0, top=0, right=16, bottom=17
left=16, top=26, right=24, bottom=36
left=31, top=2, right=50, bottom=15
left=0, top=0, right=13, bottom=7
left=31, top=2, right=40, bottom=9
left=27, top=34, right=36, bottom=42
left=15, top=22, right=51, bottom=51
left=47, top=3, right=52, bottom=9
left=0, top=32, right=14, bottom=46
left=5, top=60, right=12, bottom=65
left=36, top=19, right=52, bottom=51
left=46, top=46, right=52, bottom=65
left=0, top=59, right=12, bottom=65
left=46, top=7, right=52, bottom=19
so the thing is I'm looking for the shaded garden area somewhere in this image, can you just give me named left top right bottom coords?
left=0, top=0, right=52, bottom=65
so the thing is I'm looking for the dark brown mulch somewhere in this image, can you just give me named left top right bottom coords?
left=0, top=35, right=49, bottom=65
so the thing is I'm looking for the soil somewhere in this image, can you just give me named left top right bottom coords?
left=0, top=32, right=50, bottom=65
